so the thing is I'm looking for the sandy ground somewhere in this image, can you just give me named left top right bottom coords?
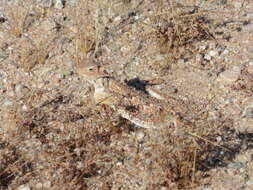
left=0, top=0, right=253, bottom=189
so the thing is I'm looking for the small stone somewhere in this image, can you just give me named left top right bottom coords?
left=216, top=136, right=222, bottom=142
left=223, top=49, right=229, bottom=55
left=232, top=65, right=242, bottom=72
left=40, top=0, right=53, bottom=8
left=242, top=106, right=253, bottom=118
left=204, top=54, right=212, bottom=61
left=62, top=70, right=73, bottom=77
left=22, top=104, right=28, bottom=111
left=17, top=185, right=30, bottom=190
left=136, top=131, right=145, bottom=142
left=217, top=68, right=241, bottom=84
left=199, top=45, right=207, bottom=51
left=209, top=50, right=217, bottom=57
left=15, top=84, right=29, bottom=96
left=234, top=2, right=242, bottom=9
left=247, top=61, right=253, bottom=73
left=114, top=16, right=121, bottom=22
left=54, top=0, right=64, bottom=9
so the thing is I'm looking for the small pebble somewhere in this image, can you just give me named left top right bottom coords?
left=54, top=0, right=64, bottom=9
left=114, top=16, right=121, bottom=22
left=223, top=49, right=229, bottom=55
left=22, top=104, right=28, bottom=111
left=234, top=2, right=242, bottom=9
left=136, top=131, right=145, bottom=142
left=216, top=136, right=222, bottom=142
left=17, top=185, right=30, bottom=190
left=199, top=45, right=207, bottom=51
left=209, top=50, right=217, bottom=57
left=247, top=61, right=253, bottom=73
left=204, top=54, right=212, bottom=61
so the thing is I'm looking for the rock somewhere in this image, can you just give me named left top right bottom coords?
left=40, top=0, right=53, bottom=8
left=54, top=0, right=64, bottom=9
left=234, top=2, right=243, bottom=9
left=17, top=185, right=30, bottom=190
left=223, top=49, right=229, bottom=55
left=242, top=105, right=253, bottom=118
left=217, top=66, right=241, bottom=84
left=204, top=54, right=212, bottom=61
left=247, top=61, right=253, bottom=74
left=135, top=131, right=145, bottom=142
left=209, top=50, right=217, bottom=57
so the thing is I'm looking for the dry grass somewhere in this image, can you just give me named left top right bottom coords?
left=4, top=4, right=29, bottom=37
left=152, top=4, right=216, bottom=63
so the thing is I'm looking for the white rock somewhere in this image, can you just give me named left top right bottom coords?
left=223, top=49, right=229, bottom=54
left=17, top=185, right=30, bottom=190
left=216, top=136, right=222, bottom=142
left=204, top=54, right=212, bottom=61
left=199, top=45, right=207, bottom=51
left=54, top=0, right=64, bottom=9
left=232, top=65, right=242, bottom=72
left=234, top=2, right=242, bottom=9
left=136, top=131, right=145, bottom=142
left=114, top=16, right=121, bottom=22
left=247, top=61, right=253, bottom=73
left=209, top=50, right=217, bottom=57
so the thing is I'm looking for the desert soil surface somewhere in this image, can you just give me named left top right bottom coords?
left=0, top=0, right=253, bottom=190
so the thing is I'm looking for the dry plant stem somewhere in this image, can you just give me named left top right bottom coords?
left=187, top=131, right=231, bottom=152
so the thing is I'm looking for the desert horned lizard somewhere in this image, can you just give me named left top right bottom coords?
left=76, top=62, right=186, bottom=129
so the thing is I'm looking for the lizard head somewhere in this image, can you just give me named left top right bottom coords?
left=76, top=62, right=109, bottom=84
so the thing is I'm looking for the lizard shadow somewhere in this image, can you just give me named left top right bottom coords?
left=125, top=77, right=156, bottom=94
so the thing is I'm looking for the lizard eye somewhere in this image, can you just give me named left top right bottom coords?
left=88, top=67, right=94, bottom=71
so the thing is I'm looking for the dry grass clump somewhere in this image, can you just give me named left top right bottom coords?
left=0, top=88, right=122, bottom=189
left=64, top=0, right=98, bottom=66
left=4, top=5, right=29, bottom=38
left=153, top=9, right=215, bottom=62
left=3, top=1, right=62, bottom=71
left=13, top=35, right=57, bottom=71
